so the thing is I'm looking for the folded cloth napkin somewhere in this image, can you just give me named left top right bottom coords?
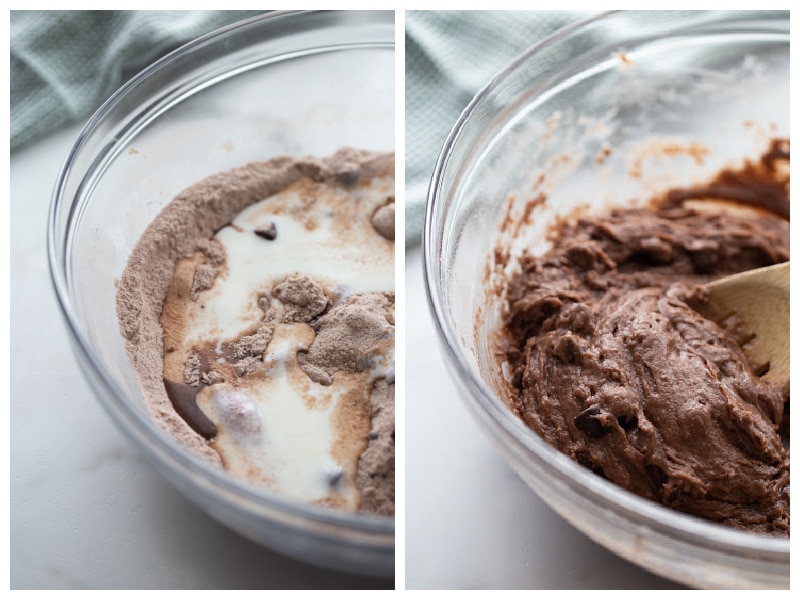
left=405, top=10, right=595, bottom=246
left=10, top=10, right=263, bottom=151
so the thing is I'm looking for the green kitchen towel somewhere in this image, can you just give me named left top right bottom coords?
left=405, top=10, right=596, bottom=246
left=10, top=10, right=263, bottom=151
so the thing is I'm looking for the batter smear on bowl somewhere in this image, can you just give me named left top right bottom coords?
left=493, top=140, right=789, bottom=535
left=116, top=149, right=395, bottom=515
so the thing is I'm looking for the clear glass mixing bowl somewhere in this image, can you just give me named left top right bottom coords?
left=424, top=10, right=788, bottom=589
left=48, top=10, right=394, bottom=578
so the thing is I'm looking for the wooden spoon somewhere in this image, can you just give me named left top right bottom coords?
left=700, top=261, right=789, bottom=389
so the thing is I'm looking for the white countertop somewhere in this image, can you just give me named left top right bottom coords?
left=11, top=124, right=684, bottom=591
left=9, top=125, right=393, bottom=590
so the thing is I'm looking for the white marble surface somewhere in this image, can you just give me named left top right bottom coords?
left=11, top=129, right=687, bottom=592
left=12, top=127, right=689, bottom=593
left=404, top=246, right=685, bottom=590
left=9, top=125, right=393, bottom=590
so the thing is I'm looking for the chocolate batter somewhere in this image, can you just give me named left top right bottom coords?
left=495, top=140, right=789, bottom=536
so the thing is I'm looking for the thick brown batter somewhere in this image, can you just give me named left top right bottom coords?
left=496, top=140, right=789, bottom=536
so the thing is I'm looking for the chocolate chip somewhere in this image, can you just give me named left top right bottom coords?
left=646, top=464, right=670, bottom=500
left=617, top=414, right=638, bottom=430
left=334, top=166, right=360, bottom=186
left=575, top=450, right=593, bottom=469
left=255, top=222, right=278, bottom=240
left=575, top=450, right=606, bottom=478
left=574, top=406, right=606, bottom=438
left=163, top=379, right=217, bottom=440
left=646, top=464, right=668, bottom=489
left=690, top=247, right=719, bottom=273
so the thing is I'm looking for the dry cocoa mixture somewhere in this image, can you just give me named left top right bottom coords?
left=116, top=148, right=395, bottom=515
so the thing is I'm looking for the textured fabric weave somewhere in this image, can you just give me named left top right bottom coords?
left=404, top=10, right=593, bottom=246
left=12, top=9, right=595, bottom=245
left=11, top=10, right=263, bottom=150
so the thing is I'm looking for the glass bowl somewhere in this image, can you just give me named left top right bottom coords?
left=424, top=10, right=788, bottom=589
left=48, top=10, right=394, bottom=578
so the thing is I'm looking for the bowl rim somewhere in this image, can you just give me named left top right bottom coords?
left=48, top=9, right=395, bottom=537
left=423, top=8, right=789, bottom=563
